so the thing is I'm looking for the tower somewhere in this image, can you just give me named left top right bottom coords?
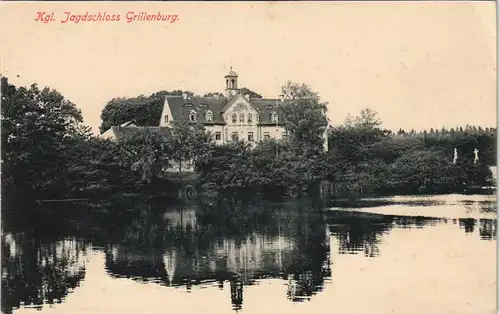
left=224, top=67, right=239, bottom=99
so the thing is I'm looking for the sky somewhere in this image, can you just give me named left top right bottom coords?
left=0, top=2, right=497, bottom=134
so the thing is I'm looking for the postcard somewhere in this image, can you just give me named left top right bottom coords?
left=0, top=2, right=497, bottom=314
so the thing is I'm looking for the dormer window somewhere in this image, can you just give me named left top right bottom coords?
left=232, top=113, right=237, bottom=123
left=271, top=112, right=278, bottom=123
left=265, top=105, right=273, bottom=109
left=247, top=113, right=252, bottom=123
left=206, top=110, right=213, bottom=122
left=189, top=110, right=197, bottom=122
left=239, top=113, right=244, bottom=123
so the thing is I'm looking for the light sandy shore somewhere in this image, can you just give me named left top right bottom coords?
left=328, top=194, right=497, bottom=219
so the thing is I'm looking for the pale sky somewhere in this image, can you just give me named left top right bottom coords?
left=0, top=2, right=497, bottom=134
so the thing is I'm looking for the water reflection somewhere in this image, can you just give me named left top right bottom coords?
left=1, top=195, right=497, bottom=313
left=479, top=219, right=497, bottom=240
left=1, top=233, right=88, bottom=314
left=103, top=206, right=332, bottom=309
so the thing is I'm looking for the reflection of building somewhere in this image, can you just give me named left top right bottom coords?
left=104, top=209, right=331, bottom=310
left=101, top=68, right=329, bottom=151
left=163, top=208, right=198, bottom=230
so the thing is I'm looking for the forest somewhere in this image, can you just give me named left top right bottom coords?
left=1, top=76, right=496, bottom=211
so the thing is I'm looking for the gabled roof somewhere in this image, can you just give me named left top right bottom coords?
left=120, top=120, right=138, bottom=127
left=220, top=94, right=260, bottom=114
left=166, top=96, right=227, bottom=124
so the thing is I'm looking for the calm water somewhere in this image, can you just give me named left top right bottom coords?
left=2, top=194, right=497, bottom=314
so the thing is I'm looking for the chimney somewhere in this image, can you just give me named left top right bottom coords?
left=244, top=94, right=250, bottom=101
left=182, top=93, right=188, bottom=100
left=279, top=94, right=284, bottom=102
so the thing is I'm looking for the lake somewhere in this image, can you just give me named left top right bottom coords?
left=2, top=194, right=497, bottom=314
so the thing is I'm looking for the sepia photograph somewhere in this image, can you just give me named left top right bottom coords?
left=0, top=2, right=497, bottom=314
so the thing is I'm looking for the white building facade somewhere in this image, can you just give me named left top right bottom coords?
left=101, top=68, right=328, bottom=151
left=159, top=68, right=329, bottom=150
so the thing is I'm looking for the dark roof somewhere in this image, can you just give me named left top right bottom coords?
left=111, top=126, right=172, bottom=140
left=166, top=96, right=227, bottom=125
left=249, top=98, right=285, bottom=125
left=225, top=68, right=238, bottom=77
left=166, top=96, right=328, bottom=127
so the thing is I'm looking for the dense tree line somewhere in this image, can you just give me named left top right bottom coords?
left=327, top=110, right=496, bottom=198
left=2, top=76, right=496, bottom=209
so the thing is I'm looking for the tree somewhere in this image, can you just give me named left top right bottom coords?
left=1, top=76, right=85, bottom=197
left=344, top=108, right=382, bottom=131
left=240, top=87, right=263, bottom=99
left=203, top=92, right=224, bottom=98
left=99, top=90, right=195, bottom=134
left=166, top=119, right=214, bottom=174
left=280, top=81, right=328, bottom=155
left=118, top=128, right=172, bottom=187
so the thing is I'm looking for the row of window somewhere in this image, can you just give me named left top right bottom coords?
left=213, top=131, right=288, bottom=142
left=182, top=110, right=279, bottom=123
left=230, top=112, right=278, bottom=123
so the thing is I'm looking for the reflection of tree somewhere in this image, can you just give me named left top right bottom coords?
left=328, top=212, right=441, bottom=257
left=105, top=245, right=169, bottom=284
left=103, top=204, right=331, bottom=310
left=284, top=212, right=331, bottom=302
left=1, top=233, right=87, bottom=314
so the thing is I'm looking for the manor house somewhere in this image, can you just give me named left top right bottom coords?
left=101, top=68, right=328, bottom=151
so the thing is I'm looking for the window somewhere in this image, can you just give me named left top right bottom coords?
left=206, top=110, right=213, bottom=122
left=263, top=132, right=270, bottom=140
left=164, top=115, right=169, bottom=123
left=270, top=112, right=278, bottom=123
left=248, top=132, right=254, bottom=142
left=247, top=113, right=252, bottom=123
left=189, top=110, right=197, bottom=122
left=282, top=132, right=288, bottom=139
left=232, top=113, right=237, bottom=123
left=239, top=113, right=244, bottom=123
left=215, top=132, right=221, bottom=141
left=231, top=132, right=239, bottom=141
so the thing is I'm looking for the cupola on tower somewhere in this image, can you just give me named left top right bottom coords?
left=224, top=67, right=240, bottom=99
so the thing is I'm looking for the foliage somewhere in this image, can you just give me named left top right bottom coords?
left=2, top=77, right=496, bottom=207
left=240, top=87, right=263, bottom=99
left=99, top=90, right=194, bottom=134
left=280, top=81, right=328, bottom=155
left=327, top=108, right=496, bottom=199
left=1, top=76, right=85, bottom=198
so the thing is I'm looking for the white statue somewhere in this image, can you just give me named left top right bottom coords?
left=453, top=148, right=458, bottom=164
left=474, top=148, right=479, bottom=165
